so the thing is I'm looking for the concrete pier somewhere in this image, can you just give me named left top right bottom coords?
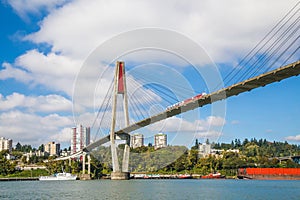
left=111, top=172, right=130, bottom=180
left=80, top=174, right=91, bottom=180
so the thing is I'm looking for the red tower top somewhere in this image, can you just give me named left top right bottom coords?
left=117, top=62, right=125, bottom=94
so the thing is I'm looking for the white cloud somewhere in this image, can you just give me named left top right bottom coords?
left=0, top=110, right=73, bottom=146
left=231, top=120, right=240, bottom=125
left=6, top=0, right=69, bottom=21
left=195, top=130, right=223, bottom=139
left=2, top=0, right=295, bottom=108
left=285, top=135, right=300, bottom=141
left=148, top=115, right=225, bottom=132
left=23, top=0, right=297, bottom=62
left=50, top=127, right=72, bottom=143
left=0, top=63, right=33, bottom=83
left=1, top=50, right=81, bottom=96
left=2, top=0, right=296, bottom=110
left=0, top=93, right=25, bottom=110
left=18, top=50, right=80, bottom=94
left=205, top=116, right=226, bottom=127
left=0, top=92, right=72, bottom=113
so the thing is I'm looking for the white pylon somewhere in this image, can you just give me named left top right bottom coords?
left=110, top=61, right=130, bottom=173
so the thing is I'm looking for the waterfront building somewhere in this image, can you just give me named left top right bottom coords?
left=71, top=124, right=90, bottom=154
left=154, top=133, right=167, bottom=149
left=24, top=150, right=46, bottom=161
left=0, top=137, right=13, bottom=152
left=60, top=149, right=71, bottom=157
left=198, top=143, right=211, bottom=158
left=131, top=133, right=144, bottom=149
left=44, top=142, right=60, bottom=156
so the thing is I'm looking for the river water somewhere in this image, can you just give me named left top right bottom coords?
left=0, top=179, right=299, bottom=200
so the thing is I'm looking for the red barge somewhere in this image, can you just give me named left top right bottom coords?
left=238, top=168, right=300, bottom=180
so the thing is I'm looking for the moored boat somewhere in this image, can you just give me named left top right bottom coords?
left=39, top=172, right=77, bottom=181
left=201, top=172, right=225, bottom=179
left=178, top=174, right=192, bottom=179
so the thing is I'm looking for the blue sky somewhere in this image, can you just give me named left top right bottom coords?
left=0, top=0, right=299, bottom=148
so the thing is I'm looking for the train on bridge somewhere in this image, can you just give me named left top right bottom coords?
left=166, top=92, right=207, bottom=111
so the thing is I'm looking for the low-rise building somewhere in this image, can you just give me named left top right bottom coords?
left=44, top=141, right=60, bottom=156
left=24, top=150, right=46, bottom=162
left=60, top=150, right=71, bottom=157
left=198, top=143, right=211, bottom=158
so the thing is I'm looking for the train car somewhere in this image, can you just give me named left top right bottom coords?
left=165, top=92, right=207, bottom=111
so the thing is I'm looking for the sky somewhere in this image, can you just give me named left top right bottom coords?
left=0, top=0, right=299, bottom=149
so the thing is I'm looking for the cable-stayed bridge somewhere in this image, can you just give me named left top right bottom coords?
left=56, top=2, right=300, bottom=179
left=57, top=60, right=300, bottom=180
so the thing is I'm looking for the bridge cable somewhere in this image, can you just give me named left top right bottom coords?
left=234, top=6, right=299, bottom=85
left=92, top=79, right=114, bottom=140
left=237, top=17, right=300, bottom=82
left=132, top=70, right=200, bottom=96
left=237, top=14, right=300, bottom=81
left=253, top=25, right=300, bottom=77
left=281, top=45, right=300, bottom=66
left=239, top=18, right=300, bottom=82
left=219, top=2, right=300, bottom=88
left=263, top=34, right=300, bottom=74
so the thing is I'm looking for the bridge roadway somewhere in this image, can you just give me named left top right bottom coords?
left=84, top=60, right=300, bottom=152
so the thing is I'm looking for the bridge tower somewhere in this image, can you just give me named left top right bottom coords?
left=110, top=61, right=130, bottom=180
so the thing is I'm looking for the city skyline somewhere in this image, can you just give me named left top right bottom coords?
left=0, top=0, right=299, bottom=148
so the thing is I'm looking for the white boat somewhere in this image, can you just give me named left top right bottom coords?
left=39, top=172, right=77, bottom=181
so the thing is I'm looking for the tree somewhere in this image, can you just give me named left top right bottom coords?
left=15, top=142, right=22, bottom=151
left=242, top=138, right=249, bottom=146
left=192, top=139, right=199, bottom=150
left=0, top=153, right=16, bottom=176
left=38, top=144, right=44, bottom=152
left=205, top=138, right=210, bottom=145
left=231, top=141, right=235, bottom=148
left=90, top=155, right=103, bottom=179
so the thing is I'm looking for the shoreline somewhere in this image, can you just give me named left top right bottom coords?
left=0, top=177, right=39, bottom=181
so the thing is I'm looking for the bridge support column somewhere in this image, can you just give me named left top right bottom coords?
left=82, top=153, right=86, bottom=174
left=80, top=153, right=91, bottom=180
left=122, top=144, right=130, bottom=172
left=111, top=172, right=130, bottom=180
left=88, top=154, right=91, bottom=175
left=110, top=61, right=130, bottom=180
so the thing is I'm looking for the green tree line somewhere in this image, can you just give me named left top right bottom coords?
left=1, top=138, right=299, bottom=178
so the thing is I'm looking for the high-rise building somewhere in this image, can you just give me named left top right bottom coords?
left=0, top=137, right=12, bottom=152
left=130, top=134, right=144, bottom=149
left=154, top=133, right=167, bottom=149
left=71, top=125, right=90, bottom=154
left=44, top=141, right=60, bottom=156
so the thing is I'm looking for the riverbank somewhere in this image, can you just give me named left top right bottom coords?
left=0, top=177, right=39, bottom=181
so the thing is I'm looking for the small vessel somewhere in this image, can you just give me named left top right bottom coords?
left=39, top=172, right=77, bottom=181
left=178, top=174, right=192, bottom=179
left=201, top=172, right=225, bottom=179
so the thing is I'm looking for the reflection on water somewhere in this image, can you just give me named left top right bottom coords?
left=0, top=179, right=299, bottom=200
